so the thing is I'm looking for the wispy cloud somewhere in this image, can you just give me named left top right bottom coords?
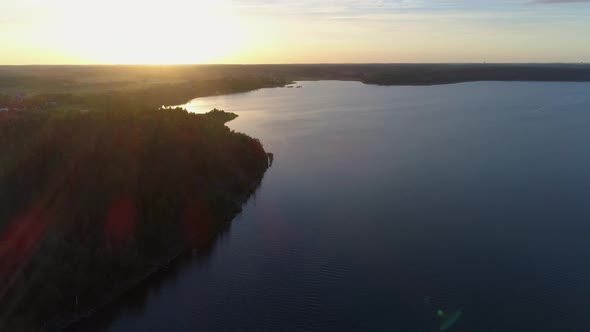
left=2, top=0, right=589, bottom=64
left=231, top=0, right=587, bottom=21
left=232, top=0, right=478, bottom=14
left=231, top=0, right=588, bottom=17
left=533, top=0, right=590, bottom=3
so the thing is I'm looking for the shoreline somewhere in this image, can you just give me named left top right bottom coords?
left=44, top=183, right=262, bottom=332
left=361, top=78, right=590, bottom=87
left=166, top=80, right=295, bottom=109
left=260, top=78, right=590, bottom=89
left=0, top=104, right=272, bottom=331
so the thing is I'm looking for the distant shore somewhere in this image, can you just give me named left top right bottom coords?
left=2, top=64, right=590, bottom=97
left=358, top=64, right=590, bottom=86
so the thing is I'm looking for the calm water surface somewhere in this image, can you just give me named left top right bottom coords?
left=86, top=81, right=590, bottom=331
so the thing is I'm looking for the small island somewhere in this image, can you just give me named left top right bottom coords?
left=0, top=103, right=271, bottom=331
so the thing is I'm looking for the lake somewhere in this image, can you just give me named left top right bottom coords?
left=81, top=81, right=590, bottom=331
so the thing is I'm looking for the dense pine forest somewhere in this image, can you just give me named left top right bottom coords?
left=0, top=105, right=271, bottom=331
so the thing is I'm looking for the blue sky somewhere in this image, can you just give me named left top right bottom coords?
left=1, top=0, right=589, bottom=64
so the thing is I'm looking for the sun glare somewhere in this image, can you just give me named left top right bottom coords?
left=50, top=0, right=244, bottom=64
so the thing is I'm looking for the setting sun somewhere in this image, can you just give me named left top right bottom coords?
left=2, top=0, right=589, bottom=65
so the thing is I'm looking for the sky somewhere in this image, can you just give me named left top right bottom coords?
left=1, top=0, right=589, bottom=64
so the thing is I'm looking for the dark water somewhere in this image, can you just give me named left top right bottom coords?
left=83, top=81, right=590, bottom=331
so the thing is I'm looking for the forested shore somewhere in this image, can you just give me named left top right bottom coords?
left=0, top=106, right=271, bottom=331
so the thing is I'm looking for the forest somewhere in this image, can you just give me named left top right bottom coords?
left=1, top=64, right=590, bottom=97
left=0, top=76, right=287, bottom=112
left=0, top=106, right=271, bottom=331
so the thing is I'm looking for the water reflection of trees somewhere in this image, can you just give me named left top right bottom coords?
left=65, top=218, right=238, bottom=332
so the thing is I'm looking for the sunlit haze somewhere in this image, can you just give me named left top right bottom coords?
left=1, top=0, right=590, bottom=64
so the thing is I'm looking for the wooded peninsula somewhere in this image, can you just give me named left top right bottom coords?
left=0, top=74, right=277, bottom=331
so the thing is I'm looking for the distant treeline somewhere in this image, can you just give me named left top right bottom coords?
left=1, top=64, right=590, bottom=96
left=0, top=107, right=270, bottom=331
left=359, top=64, right=590, bottom=85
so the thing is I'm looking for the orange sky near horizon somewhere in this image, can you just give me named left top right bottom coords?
left=1, top=0, right=589, bottom=65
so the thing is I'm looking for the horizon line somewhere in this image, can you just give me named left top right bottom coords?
left=0, top=62, right=588, bottom=67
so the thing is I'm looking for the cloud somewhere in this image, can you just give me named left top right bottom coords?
left=533, top=0, right=590, bottom=3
